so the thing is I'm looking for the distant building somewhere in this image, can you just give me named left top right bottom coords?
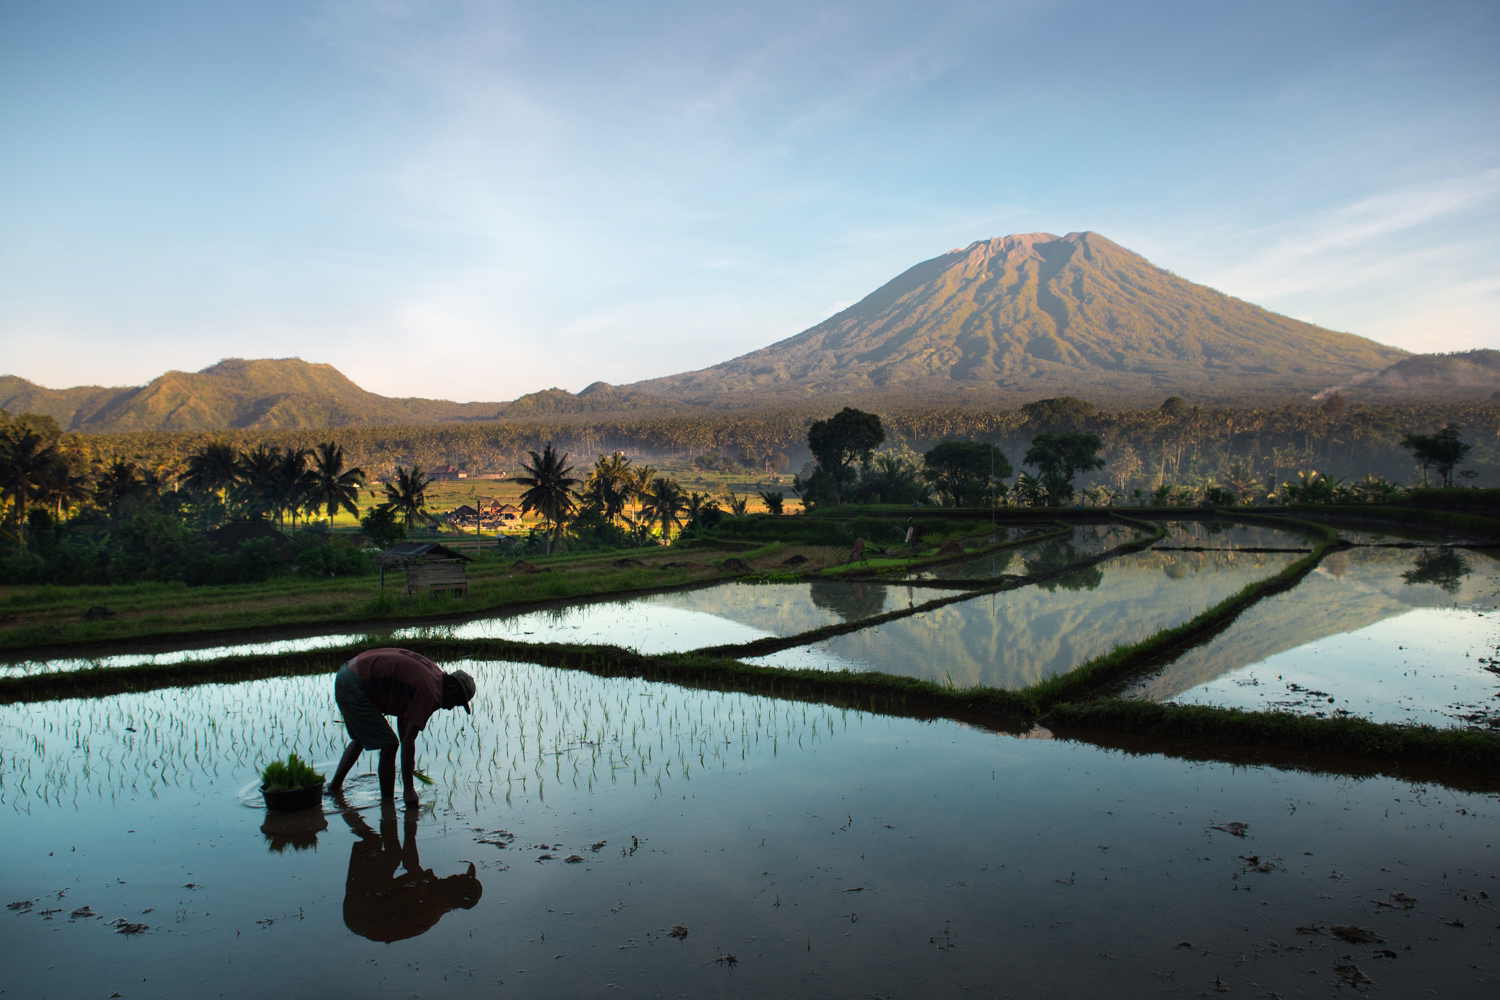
left=429, top=465, right=468, bottom=480
left=375, top=542, right=471, bottom=597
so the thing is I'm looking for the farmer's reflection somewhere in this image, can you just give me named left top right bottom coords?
left=340, top=801, right=482, bottom=942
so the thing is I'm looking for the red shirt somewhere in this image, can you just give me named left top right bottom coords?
left=353, top=648, right=444, bottom=731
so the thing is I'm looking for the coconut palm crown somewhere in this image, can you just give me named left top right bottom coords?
left=511, top=444, right=581, bottom=541
left=383, top=465, right=438, bottom=531
left=638, top=476, right=688, bottom=541
left=309, top=441, right=366, bottom=522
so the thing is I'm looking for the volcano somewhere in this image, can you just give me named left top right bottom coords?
left=629, top=232, right=1408, bottom=405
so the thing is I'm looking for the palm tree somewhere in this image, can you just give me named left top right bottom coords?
left=583, top=452, right=634, bottom=524
left=269, top=446, right=318, bottom=532
left=95, top=459, right=153, bottom=519
left=0, top=428, right=62, bottom=546
left=42, top=461, right=93, bottom=522
left=757, top=490, right=785, bottom=516
left=308, top=441, right=366, bottom=525
left=638, top=476, right=687, bottom=542
left=383, top=464, right=438, bottom=533
left=181, top=441, right=240, bottom=501
left=511, top=444, right=581, bottom=551
left=683, top=491, right=719, bottom=530
left=628, top=464, right=657, bottom=538
left=232, top=445, right=281, bottom=521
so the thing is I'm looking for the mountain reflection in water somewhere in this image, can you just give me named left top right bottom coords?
left=1141, top=546, right=1500, bottom=726
left=340, top=802, right=482, bottom=943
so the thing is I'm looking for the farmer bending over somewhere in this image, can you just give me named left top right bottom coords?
left=329, top=648, right=476, bottom=808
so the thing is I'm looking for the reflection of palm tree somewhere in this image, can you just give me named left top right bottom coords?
left=511, top=444, right=581, bottom=549
left=309, top=442, right=365, bottom=523
left=639, top=477, right=687, bottom=541
left=383, top=465, right=437, bottom=533
left=339, top=803, right=482, bottom=943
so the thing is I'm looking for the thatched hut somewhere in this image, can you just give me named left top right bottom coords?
left=376, top=542, right=472, bottom=597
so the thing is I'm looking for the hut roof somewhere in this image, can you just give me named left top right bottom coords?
left=376, top=542, right=473, bottom=567
left=206, top=521, right=292, bottom=557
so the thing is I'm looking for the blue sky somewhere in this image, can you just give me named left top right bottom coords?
left=2, top=0, right=1496, bottom=402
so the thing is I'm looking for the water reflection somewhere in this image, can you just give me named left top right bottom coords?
left=1024, top=541, right=1103, bottom=592
left=808, top=579, right=889, bottom=622
left=1402, top=549, right=1471, bottom=593
left=340, top=801, right=482, bottom=943
left=260, top=808, right=328, bottom=853
left=1142, top=546, right=1500, bottom=726
left=747, top=550, right=1297, bottom=687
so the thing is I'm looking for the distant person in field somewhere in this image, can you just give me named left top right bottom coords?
left=329, top=648, right=476, bottom=808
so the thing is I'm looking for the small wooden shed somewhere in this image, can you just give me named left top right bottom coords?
left=376, top=542, right=472, bottom=597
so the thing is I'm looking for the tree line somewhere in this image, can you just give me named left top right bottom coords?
left=1, top=396, right=1490, bottom=583
left=0, top=412, right=441, bottom=585
left=789, top=404, right=1484, bottom=509
left=63, top=397, right=1496, bottom=496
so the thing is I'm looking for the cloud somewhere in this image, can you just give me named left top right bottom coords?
left=1198, top=170, right=1500, bottom=301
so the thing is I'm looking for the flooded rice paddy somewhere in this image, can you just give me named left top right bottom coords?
left=3, top=661, right=1495, bottom=998
left=744, top=548, right=1300, bottom=688
left=1130, top=545, right=1500, bottom=729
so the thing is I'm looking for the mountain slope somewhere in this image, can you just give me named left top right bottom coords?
left=0, top=358, right=504, bottom=432
left=630, top=232, right=1409, bottom=404
left=1328, top=349, right=1500, bottom=401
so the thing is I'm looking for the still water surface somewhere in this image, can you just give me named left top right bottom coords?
left=2, top=661, right=1494, bottom=998
left=1134, top=546, right=1500, bottom=728
left=746, top=549, right=1299, bottom=688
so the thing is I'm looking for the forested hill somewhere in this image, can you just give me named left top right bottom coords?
left=0, top=358, right=504, bottom=432
left=629, top=231, right=1409, bottom=406
left=1328, top=349, right=1500, bottom=401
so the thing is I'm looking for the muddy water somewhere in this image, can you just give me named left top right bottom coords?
left=2, top=662, right=1494, bottom=998
left=1130, top=546, right=1500, bottom=727
left=744, top=549, right=1300, bottom=688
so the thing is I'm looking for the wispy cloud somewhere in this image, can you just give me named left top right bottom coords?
left=1198, top=170, right=1500, bottom=301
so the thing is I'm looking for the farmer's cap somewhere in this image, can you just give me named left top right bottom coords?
left=448, top=669, right=477, bottom=714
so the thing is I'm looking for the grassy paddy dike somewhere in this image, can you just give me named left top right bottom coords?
left=5, top=503, right=1499, bottom=777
